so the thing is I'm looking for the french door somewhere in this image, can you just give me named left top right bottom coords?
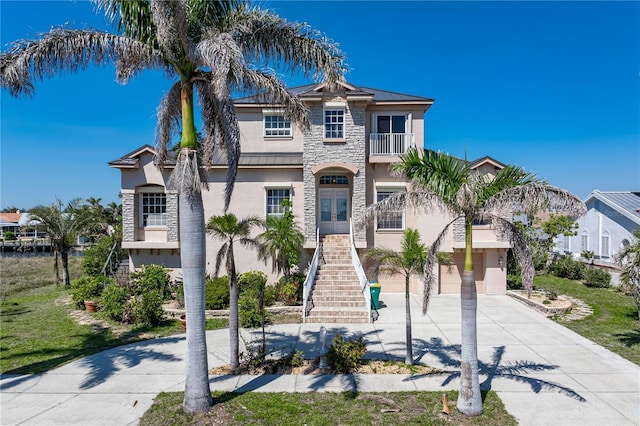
left=319, top=188, right=349, bottom=234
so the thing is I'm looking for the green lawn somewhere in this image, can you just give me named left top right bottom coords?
left=533, top=274, right=640, bottom=365
left=0, top=257, right=227, bottom=374
left=140, top=391, right=516, bottom=426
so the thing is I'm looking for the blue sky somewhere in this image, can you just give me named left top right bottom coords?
left=1, top=1, right=639, bottom=210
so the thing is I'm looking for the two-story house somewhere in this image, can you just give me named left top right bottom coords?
left=109, top=82, right=510, bottom=321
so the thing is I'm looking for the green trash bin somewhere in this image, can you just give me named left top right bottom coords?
left=369, top=282, right=381, bottom=310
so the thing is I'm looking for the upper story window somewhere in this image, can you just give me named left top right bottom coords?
left=376, top=114, right=407, bottom=134
left=376, top=188, right=404, bottom=231
left=263, top=110, right=291, bottom=137
left=266, top=188, right=291, bottom=219
left=319, top=175, right=348, bottom=185
left=324, top=109, right=345, bottom=139
left=140, top=191, right=166, bottom=227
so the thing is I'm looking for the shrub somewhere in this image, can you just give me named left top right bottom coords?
left=547, top=289, right=558, bottom=301
left=583, top=267, right=611, bottom=288
left=133, top=290, right=164, bottom=326
left=205, top=275, right=230, bottom=310
left=327, top=334, right=366, bottom=373
left=549, top=256, right=586, bottom=280
left=100, top=284, right=129, bottom=322
left=275, top=272, right=305, bottom=305
left=82, top=235, right=122, bottom=276
left=239, top=271, right=268, bottom=295
left=3, top=231, right=16, bottom=241
left=238, top=292, right=270, bottom=328
left=130, top=264, right=171, bottom=299
left=70, top=276, right=111, bottom=308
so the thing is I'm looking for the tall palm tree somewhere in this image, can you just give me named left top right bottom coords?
left=1, top=0, right=344, bottom=413
left=364, top=228, right=427, bottom=365
left=258, top=199, right=304, bottom=281
left=207, top=213, right=263, bottom=369
left=362, top=148, right=585, bottom=415
left=616, top=227, right=640, bottom=319
left=30, top=199, right=93, bottom=285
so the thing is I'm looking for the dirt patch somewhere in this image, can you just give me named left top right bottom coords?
left=507, top=290, right=572, bottom=315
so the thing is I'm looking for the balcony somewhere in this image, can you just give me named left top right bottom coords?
left=369, top=133, right=415, bottom=163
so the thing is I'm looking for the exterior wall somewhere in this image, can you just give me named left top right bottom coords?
left=237, top=107, right=304, bottom=153
left=566, top=199, right=639, bottom=260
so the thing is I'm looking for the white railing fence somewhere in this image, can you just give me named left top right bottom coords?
left=369, top=133, right=415, bottom=156
left=350, top=219, right=371, bottom=323
left=302, top=228, right=321, bottom=323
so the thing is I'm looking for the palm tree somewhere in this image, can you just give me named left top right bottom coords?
left=207, top=213, right=263, bottom=369
left=258, top=199, right=304, bottom=281
left=616, top=227, right=640, bottom=319
left=1, top=0, right=344, bottom=413
left=362, top=148, right=585, bottom=415
left=364, top=228, right=427, bottom=365
left=30, top=199, right=93, bottom=285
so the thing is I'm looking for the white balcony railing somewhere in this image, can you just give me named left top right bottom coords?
left=369, top=133, right=415, bottom=156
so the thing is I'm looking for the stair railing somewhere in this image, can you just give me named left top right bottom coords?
left=101, top=239, right=122, bottom=278
left=350, top=219, right=371, bottom=323
left=302, top=228, right=321, bottom=323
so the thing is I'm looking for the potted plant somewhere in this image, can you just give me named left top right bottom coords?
left=70, top=276, right=112, bottom=312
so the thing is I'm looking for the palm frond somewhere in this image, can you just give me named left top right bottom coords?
left=485, top=182, right=586, bottom=218
left=154, top=81, right=182, bottom=165
left=422, top=217, right=461, bottom=314
left=167, top=148, right=204, bottom=195
left=150, top=0, right=190, bottom=59
left=494, top=217, right=534, bottom=295
left=225, top=5, right=345, bottom=83
left=1, top=29, right=158, bottom=97
left=95, top=0, right=158, bottom=47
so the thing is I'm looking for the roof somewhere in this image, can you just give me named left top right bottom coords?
left=234, top=81, right=434, bottom=105
left=109, top=145, right=302, bottom=169
left=585, top=191, right=640, bottom=225
left=0, top=213, right=21, bottom=224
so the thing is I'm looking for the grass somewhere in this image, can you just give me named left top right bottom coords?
left=0, top=257, right=227, bottom=374
left=139, top=390, right=516, bottom=425
left=533, top=274, right=640, bottom=365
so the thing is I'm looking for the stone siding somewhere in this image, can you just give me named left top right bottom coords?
left=122, top=192, right=135, bottom=242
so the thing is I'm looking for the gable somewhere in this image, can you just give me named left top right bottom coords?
left=585, top=191, right=640, bottom=226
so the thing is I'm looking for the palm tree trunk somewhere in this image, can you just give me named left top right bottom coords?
left=457, top=221, right=483, bottom=415
left=61, top=249, right=70, bottom=286
left=180, top=192, right=213, bottom=413
left=53, top=247, right=61, bottom=284
left=405, top=275, right=413, bottom=365
left=228, top=255, right=240, bottom=369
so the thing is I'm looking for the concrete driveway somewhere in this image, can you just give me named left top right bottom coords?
left=1, top=294, right=638, bottom=425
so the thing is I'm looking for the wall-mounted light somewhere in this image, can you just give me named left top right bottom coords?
left=498, top=255, right=504, bottom=268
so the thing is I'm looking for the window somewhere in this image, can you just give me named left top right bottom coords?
left=376, top=189, right=404, bottom=230
left=263, top=113, right=291, bottom=137
left=324, top=109, right=344, bottom=139
left=601, top=231, right=610, bottom=258
left=266, top=188, right=291, bottom=219
left=581, top=232, right=589, bottom=252
left=319, top=175, right=348, bottom=185
left=564, top=235, right=571, bottom=252
left=140, top=192, right=166, bottom=227
left=376, top=114, right=407, bottom=134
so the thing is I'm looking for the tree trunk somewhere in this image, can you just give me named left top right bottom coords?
left=61, top=249, right=70, bottom=286
left=228, top=255, right=240, bottom=369
left=180, top=192, right=213, bottom=414
left=54, top=248, right=61, bottom=284
left=457, top=221, right=482, bottom=416
left=405, top=275, right=413, bottom=365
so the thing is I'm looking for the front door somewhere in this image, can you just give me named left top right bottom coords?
left=319, top=188, right=349, bottom=234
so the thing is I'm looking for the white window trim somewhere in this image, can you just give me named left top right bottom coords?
left=323, top=104, right=346, bottom=140
left=601, top=231, right=611, bottom=258
left=265, top=186, right=292, bottom=219
left=372, top=112, right=412, bottom=134
left=138, top=188, right=167, bottom=228
left=581, top=231, right=589, bottom=252
left=262, top=109, right=292, bottom=138
left=374, top=186, right=405, bottom=231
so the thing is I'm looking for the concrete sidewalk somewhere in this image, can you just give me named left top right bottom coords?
left=1, top=294, right=638, bottom=425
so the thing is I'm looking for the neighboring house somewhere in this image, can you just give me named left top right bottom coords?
left=109, top=82, right=510, bottom=297
left=0, top=211, right=39, bottom=238
left=557, top=191, right=640, bottom=261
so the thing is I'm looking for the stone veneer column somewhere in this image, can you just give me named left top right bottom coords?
left=122, top=192, right=135, bottom=242
left=302, top=96, right=367, bottom=245
left=166, top=192, right=179, bottom=242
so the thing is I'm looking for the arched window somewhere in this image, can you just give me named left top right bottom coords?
left=581, top=231, right=589, bottom=252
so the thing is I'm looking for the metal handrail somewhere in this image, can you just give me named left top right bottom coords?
left=350, top=219, right=371, bottom=323
left=369, top=133, right=415, bottom=155
left=101, top=240, right=121, bottom=277
left=302, top=228, right=321, bottom=323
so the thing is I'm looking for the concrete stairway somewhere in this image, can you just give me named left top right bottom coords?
left=305, top=234, right=370, bottom=324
